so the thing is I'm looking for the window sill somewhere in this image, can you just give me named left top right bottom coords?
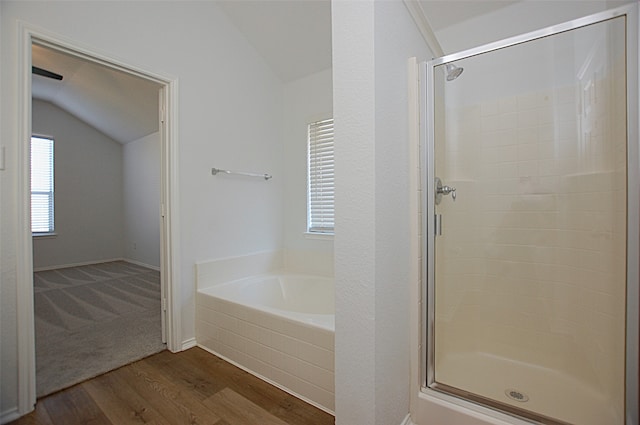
left=304, top=232, right=334, bottom=240
left=33, top=232, right=57, bottom=239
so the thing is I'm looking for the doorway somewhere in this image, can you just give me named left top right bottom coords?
left=31, top=42, right=165, bottom=397
left=16, top=26, right=179, bottom=414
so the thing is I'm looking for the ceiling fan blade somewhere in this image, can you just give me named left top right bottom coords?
left=32, top=66, right=63, bottom=81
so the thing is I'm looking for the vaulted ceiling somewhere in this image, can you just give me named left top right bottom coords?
left=32, top=44, right=161, bottom=145
left=217, top=0, right=332, bottom=83
left=29, top=0, right=532, bottom=144
left=418, top=0, right=519, bottom=32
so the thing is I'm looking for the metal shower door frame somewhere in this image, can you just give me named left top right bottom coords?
left=420, top=4, right=639, bottom=424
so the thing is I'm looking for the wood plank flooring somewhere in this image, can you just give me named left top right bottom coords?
left=10, top=347, right=335, bottom=425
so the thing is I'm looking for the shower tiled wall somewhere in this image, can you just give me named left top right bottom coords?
left=435, top=71, right=626, bottom=401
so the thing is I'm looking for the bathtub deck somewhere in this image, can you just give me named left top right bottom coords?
left=10, top=347, right=335, bottom=425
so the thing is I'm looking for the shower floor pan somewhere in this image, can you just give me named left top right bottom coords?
left=435, top=351, right=620, bottom=425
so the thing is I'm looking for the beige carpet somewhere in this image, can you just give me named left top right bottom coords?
left=34, top=261, right=166, bottom=397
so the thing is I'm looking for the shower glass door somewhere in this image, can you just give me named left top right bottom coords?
left=425, top=8, right=636, bottom=425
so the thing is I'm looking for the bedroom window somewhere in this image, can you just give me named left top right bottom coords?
left=307, top=118, right=334, bottom=234
left=31, top=136, right=55, bottom=235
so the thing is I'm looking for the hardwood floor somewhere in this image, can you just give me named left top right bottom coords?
left=10, top=347, right=335, bottom=425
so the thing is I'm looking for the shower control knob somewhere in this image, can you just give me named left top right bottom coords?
left=440, top=185, right=456, bottom=201
left=435, top=177, right=456, bottom=205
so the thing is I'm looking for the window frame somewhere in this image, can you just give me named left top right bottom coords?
left=307, top=118, right=335, bottom=235
left=31, top=135, right=55, bottom=236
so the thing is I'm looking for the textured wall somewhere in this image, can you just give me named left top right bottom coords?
left=333, top=1, right=377, bottom=422
left=282, top=68, right=334, bottom=275
left=123, top=132, right=161, bottom=269
left=1, top=1, right=284, bottom=417
left=332, top=1, right=428, bottom=424
left=32, top=100, right=124, bottom=269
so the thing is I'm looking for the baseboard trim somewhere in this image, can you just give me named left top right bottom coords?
left=123, top=258, right=161, bottom=271
left=33, top=258, right=160, bottom=272
left=1, top=407, right=21, bottom=425
left=181, top=338, right=197, bottom=351
left=400, top=413, right=416, bottom=425
left=33, top=258, right=124, bottom=272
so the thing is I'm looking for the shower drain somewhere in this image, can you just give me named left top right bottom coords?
left=505, top=389, right=529, bottom=402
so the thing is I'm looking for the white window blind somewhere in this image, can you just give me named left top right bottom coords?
left=307, top=118, right=334, bottom=234
left=31, top=136, right=55, bottom=234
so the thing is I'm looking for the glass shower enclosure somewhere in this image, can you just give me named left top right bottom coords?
left=422, top=5, right=638, bottom=425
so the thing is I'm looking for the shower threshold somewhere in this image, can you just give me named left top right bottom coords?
left=432, top=351, right=620, bottom=425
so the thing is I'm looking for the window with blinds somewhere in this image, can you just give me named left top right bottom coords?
left=307, top=118, right=334, bottom=234
left=31, top=136, right=55, bottom=234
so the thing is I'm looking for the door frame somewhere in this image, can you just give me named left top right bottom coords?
left=420, top=4, right=638, bottom=424
left=16, top=22, right=182, bottom=415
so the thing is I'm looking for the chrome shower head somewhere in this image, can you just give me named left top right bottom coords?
left=445, top=63, right=463, bottom=81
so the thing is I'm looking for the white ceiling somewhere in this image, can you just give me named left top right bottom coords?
left=32, top=44, right=160, bottom=144
left=217, top=0, right=333, bottom=83
left=419, top=0, right=520, bottom=32
left=30, top=1, right=523, bottom=145
left=216, top=1, right=520, bottom=82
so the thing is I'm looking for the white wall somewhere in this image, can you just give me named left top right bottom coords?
left=31, top=100, right=124, bottom=270
left=1, top=1, right=284, bottom=417
left=282, top=68, right=333, bottom=275
left=332, top=1, right=429, bottom=424
left=333, top=1, right=376, bottom=421
left=123, top=132, right=161, bottom=269
left=32, top=101, right=160, bottom=271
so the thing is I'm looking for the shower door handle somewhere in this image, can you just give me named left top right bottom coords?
left=435, top=177, right=456, bottom=205
left=435, top=214, right=442, bottom=236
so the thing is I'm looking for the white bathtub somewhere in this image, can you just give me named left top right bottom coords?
left=203, top=274, right=334, bottom=330
left=196, top=273, right=335, bottom=413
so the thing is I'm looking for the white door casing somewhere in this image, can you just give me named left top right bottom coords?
left=15, top=22, right=182, bottom=416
